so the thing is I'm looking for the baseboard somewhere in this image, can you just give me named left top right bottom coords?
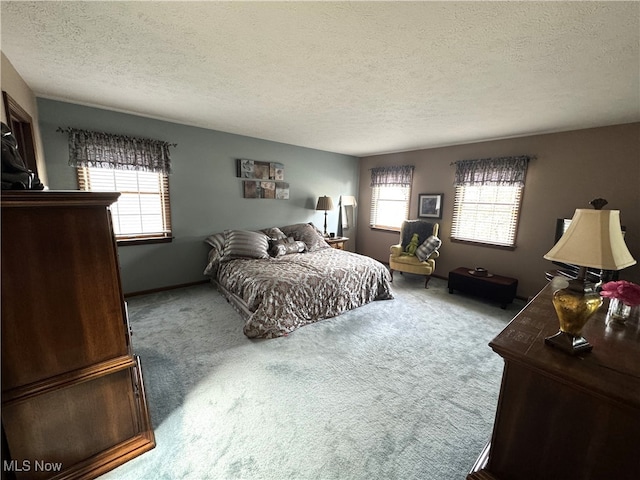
left=124, top=279, right=210, bottom=298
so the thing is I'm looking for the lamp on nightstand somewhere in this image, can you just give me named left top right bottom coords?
left=543, top=198, right=636, bottom=354
left=316, top=196, right=334, bottom=237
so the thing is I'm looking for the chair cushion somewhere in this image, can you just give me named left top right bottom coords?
left=415, top=235, right=442, bottom=262
left=389, top=255, right=436, bottom=276
left=391, top=255, right=430, bottom=266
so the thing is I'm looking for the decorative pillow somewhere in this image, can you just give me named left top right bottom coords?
left=203, top=248, right=222, bottom=277
left=222, top=230, right=270, bottom=261
left=270, top=237, right=306, bottom=257
left=204, top=232, right=225, bottom=252
left=280, top=222, right=329, bottom=252
left=262, top=227, right=287, bottom=241
left=415, top=235, right=442, bottom=262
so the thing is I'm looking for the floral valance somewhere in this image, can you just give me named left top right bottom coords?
left=58, top=127, right=175, bottom=174
left=453, top=156, right=532, bottom=186
left=370, top=165, right=414, bottom=187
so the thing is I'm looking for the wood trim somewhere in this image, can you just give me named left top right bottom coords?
left=117, top=236, right=173, bottom=246
left=2, top=356, right=136, bottom=406
left=2, top=92, right=32, bottom=126
left=2, top=91, right=39, bottom=174
left=468, top=441, right=491, bottom=474
left=0, top=190, right=120, bottom=207
left=449, top=238, right=516, bottom=251
left=467, top=471, right=501, bottom=480
left=48, top=433, right=155, bottom=480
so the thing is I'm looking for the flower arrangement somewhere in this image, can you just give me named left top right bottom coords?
left=600, top=280, right=640, bottom=307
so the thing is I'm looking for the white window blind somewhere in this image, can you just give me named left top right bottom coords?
left=77, top=166, right=171, bottom=240
left=370, top=185, right=411, bottom=230
left=369, top=165, right=414, bottom=231
left=451, top=184, right=523, bottom=247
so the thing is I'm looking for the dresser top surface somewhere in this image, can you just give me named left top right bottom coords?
left=490, top=284, right=640, bottom=406
left=1, top=190, right=120, bottom=207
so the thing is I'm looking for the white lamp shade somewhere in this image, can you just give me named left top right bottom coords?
left=316, top=196, right=334, bottom=211
left=340, top=195, right=357, bottom=207
left=544, top=209, right=636, bottom=270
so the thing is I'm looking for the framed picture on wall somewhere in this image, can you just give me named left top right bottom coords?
left=237, top=159, right=285, bottom=180
left=418, top=193, right=443, bottom=219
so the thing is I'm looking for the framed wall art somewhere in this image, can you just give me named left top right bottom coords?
left=237, top=159, right=284, bottom=180
left=418, top=193, right=443, bottom=219
left=243, top=181, right=289, bottom=199
left=237, top=159, right=288, bottom=199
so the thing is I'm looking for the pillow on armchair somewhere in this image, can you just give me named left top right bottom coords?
left=415, top=235, right=441, bottom=262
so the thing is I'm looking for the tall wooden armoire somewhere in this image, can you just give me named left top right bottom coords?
left=1, top=191, right=155, bottom=480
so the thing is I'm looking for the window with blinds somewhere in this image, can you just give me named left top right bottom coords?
left=451, top=184, right=523, bottom=247
left=77, top=166, right=172, bottom=242
left=370, top=185, right=411, bottom=230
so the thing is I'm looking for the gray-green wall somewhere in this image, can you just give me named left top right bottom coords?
left=38, top=98, right=359, bottom=294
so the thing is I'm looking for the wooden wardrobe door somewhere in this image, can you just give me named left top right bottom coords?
left=1, top=191, right=154, bottom=480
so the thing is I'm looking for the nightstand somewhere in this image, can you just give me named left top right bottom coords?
left=326, top=236, right=348, bottom=249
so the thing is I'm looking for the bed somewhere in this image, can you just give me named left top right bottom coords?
left=204, top=223, right=393, bottom=338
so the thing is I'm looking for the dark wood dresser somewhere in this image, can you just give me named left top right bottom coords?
left=468, top=283, right=640, bottom=480
left=1, top=191, right=155, bottom=479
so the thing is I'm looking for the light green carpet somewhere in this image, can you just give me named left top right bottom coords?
left=100, top=275, right=524, bottom=480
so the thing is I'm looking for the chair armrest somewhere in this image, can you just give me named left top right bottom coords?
left=390, top=244, right=403, bottom=256
left=429, top=250, right=440, bottom=260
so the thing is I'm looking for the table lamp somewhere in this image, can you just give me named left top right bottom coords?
left=316, top=196, right=334, bottom=237
left=543, top=198, right=636, bottom=354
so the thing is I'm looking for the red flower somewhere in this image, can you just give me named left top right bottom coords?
left=600, top=280, right=640, bottom=307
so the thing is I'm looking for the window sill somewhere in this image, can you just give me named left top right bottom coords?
left=370, top=226, right=401, bottom=233
left=450, top=238, right=515, bottom=251
left=116, top=236, right=173, bottom=247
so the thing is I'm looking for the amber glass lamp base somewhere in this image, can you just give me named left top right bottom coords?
left=545, top=278, right=603, bottom=355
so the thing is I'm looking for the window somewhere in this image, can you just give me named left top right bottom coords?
left=370, top=185, right=411, bottom=230
left=369, top=165, right=414, bottom=231
left=451, top=184, right=523, bottom=247
left=77, top=167, right=171, bottom=242
left=451, top=156, right=531, bottom=248
left=62, top=127, right=175, bottom=244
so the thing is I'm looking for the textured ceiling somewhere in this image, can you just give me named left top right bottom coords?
left=1, top=1, right=639, bottom=157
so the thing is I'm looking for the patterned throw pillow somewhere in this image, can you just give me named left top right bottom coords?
left=415, top=235, right=442, bottom=262
left=280, top=222, right=329, bottom=251
left=262, top=227, right=287, bottom=241
left=270, top=237, right=306, bottom=257
left=222, top=230, right=270, bottom=261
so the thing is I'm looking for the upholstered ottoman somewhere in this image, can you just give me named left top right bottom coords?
left=448, top=267, right=518, bottom=308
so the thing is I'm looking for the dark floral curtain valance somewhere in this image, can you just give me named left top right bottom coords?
left=370, top=165, right=414, bottom=187
left=58, top=128, right=176, bottom=174
left=453, top=155, right=532, bottom=186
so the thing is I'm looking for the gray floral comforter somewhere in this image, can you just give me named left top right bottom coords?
left=216, top=248, right=393, bottom=338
